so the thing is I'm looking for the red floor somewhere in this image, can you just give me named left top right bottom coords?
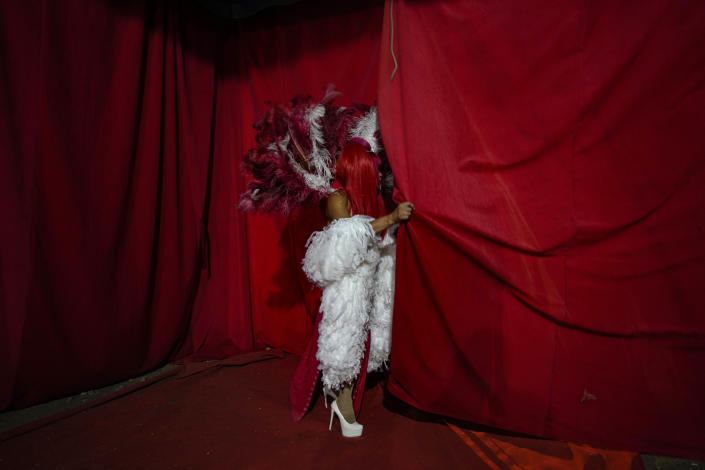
left=0, top=352, right=643, bottom=469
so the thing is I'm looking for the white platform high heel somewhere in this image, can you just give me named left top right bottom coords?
left=322, top=386, right=337, bottom=409
left=329, top=400, right=363, bottom=437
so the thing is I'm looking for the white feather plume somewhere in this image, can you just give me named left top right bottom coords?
left=302, top=104, right=333, bottom=191
left=349, top=107, right=380, bottom=154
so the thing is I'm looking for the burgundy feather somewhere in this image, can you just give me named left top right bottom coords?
left=239, top=87, right=390, bottom=215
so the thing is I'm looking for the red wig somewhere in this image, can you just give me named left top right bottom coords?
left=335, top=142, right=385, bottom=218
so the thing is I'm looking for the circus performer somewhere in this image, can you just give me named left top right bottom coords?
left=240, top=87, right=414, bottom=437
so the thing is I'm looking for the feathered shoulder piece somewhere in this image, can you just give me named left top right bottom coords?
left=239, top=86, right=389, bottom=215
left=301, top=215, right=380, bottom=288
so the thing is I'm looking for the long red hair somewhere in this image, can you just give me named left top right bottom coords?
left=334, top=142, right=385, bottom=218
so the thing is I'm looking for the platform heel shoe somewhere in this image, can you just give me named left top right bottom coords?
left=329, top=400, right=363, bottom=437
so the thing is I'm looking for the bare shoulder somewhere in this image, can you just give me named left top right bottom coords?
left=326, top=190, right=351, bottom=219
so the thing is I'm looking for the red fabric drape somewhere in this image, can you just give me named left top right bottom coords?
left=378, top=0, right=705, bottom=459
left=0, top=0, right=382, bottom=409
left=0, top=0, right=244, bottom=409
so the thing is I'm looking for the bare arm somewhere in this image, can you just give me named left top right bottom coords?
left=370, top=202, right=415, bottom=233
left=327, top=191, right=414, bottom=234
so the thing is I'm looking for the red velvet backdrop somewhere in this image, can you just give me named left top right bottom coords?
left=2, top=0, right=704, bottom=460
left=0, top=0, right=382, bottom=410
left=379, top=0, right=705, bottom=459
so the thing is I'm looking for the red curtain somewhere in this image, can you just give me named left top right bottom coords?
left=0, top=0, right=382, bottom=409
left=0, top=0, right=241, bottom=409
left=378, top=0, right=705, bottom=459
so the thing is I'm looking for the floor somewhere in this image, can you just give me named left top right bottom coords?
left=0, top=351, right=702, bottom=470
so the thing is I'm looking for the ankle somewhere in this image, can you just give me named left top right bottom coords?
left=336, top=387, right=356, bottom=424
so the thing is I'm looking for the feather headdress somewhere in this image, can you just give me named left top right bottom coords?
left=239, top=86, right=389, bottom=215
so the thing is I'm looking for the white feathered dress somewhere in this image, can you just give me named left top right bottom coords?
left=301, top=215, right=397, bottom=391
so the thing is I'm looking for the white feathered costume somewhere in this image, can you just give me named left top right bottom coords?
left=302, top=215, right=397, bottom=390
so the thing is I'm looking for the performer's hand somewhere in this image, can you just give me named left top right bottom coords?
left=392, top=202, right=415, bottom=223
